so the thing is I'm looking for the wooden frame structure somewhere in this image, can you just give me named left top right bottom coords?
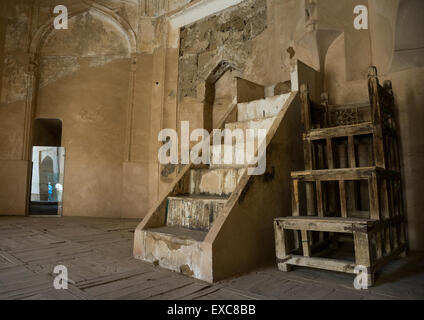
left=274, top=66, right=408, bottom=287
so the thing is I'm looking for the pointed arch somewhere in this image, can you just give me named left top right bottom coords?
left=203, top=60, right=239, bottom=132
left=29, top=2, right=136, bottom=58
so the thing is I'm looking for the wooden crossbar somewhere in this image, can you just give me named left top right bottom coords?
left=276, top=217, right=375, bottom=234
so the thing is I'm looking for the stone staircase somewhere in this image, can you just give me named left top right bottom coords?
left=149, top=96, right=290, bottom=240
left=134, top=66, right=307, bottom=282
left=163, top=97, right=290, bottom=230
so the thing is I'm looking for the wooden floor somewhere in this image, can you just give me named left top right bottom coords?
left=0, top=216, right=423, bottom=300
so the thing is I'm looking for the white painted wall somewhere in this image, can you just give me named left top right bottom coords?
left=168, top=0, right=245, bottom=47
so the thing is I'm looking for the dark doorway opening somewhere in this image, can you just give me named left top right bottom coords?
left=29, top=119, right=65, bottom=216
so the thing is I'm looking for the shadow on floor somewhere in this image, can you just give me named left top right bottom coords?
left=29, top=201, right=59, bottom=215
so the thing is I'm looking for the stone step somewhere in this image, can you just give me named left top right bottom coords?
left=166, top=196, right=227, bottom=232
left=141, top=226, right=207, bottom=277
left=146, top=226, right=207, bottom=243
left=209, top=163, right=247, bottom=169
left=209, top=143, right=250, bottom=167
left=189, top=168, right=246, bottom=196
left=237, top=93, right=291, bottom=122
left=224, top=117, right=275, bottom=133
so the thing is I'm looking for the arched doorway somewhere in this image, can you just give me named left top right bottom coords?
left=29, top=119, right=65, bottom=216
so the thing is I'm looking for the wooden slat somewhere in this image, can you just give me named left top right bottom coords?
left=278, top=217, right=374, bottom=234
left=326, top=138, right=334, bottom=169
left=316, top=181, right=324, bottom=217
left=306, top=183, right=315, bottom=216
left=339, top=180, right=348, bottom=218
left=306, top=122, right=373, bottom=141
left=284, top=255, right=356, bottom=274
left=303, top=140, right=313, bottom=170
left=348, top=135, right=356, bottom=168
left=381, top=178, right=390, bottom=220
left=292, top=179, right=300, bottom=216
left=292, top=167, right=378, bottom=181
left=301, top=230, right=311, bottom=257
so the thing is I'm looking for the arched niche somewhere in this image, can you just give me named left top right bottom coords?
left=324, top=33, right=368, bottom=104
left=203, top=61, right=239, bottom=132
left=38, top=9, right=135, bottom=89
left=41, top=10, right=133, bottom=58
left=30, top=4, right=136, bottom=58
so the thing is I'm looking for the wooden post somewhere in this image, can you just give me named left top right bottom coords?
left=368, top=66, right=381, bottom=126
left=381, top=178, right=391, bottom=220
left=376, top=231, right=383, bottom=260
left=368, top=174, right=380, bottom=220
left=304, top=140, right=314, bottom=170
left=274, top=221, right=292, bottom=272
left=306, top=182, right=315, bottom=216
left=317, top=143, right=326, bottom=169
left=316, top=181, right=324, bottom=217
left=354, top=231, right=374, bottom=286
left=300, top=84, right=312, bottom=132
left=326, top=138, right=334, bottom=169
left=316, top=181, right=325, bottom=242
left=292, top=179, right=300, bottom=216
left=385, top=226, right=392, bottom=255
left=321, top=92, right=329, bottom=127
left=292, top=179, right=301, bottom=250
left=368, top=66, right=386, bottom=168
left=301, top=84, right=314, bottom=170
left=301, top=230, right=311, bottom=257
left=348, top=136, right=356, bottom=168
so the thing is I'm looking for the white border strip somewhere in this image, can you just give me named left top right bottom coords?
left=170, top=0, right=244, bottom=28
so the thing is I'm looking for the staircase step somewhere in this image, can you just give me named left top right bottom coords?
left=166, top=196, right=227, bottom=231
left=190, top=168, right=246, bottom=196
left=210, top=143, right=250, bottom=167
left=237, top=93, right=291, bottom=122
left=146, top=226, right=208, bottom=243
left=141, top=226, right=207, bottom=276
left=224, top=117, right=275, bottom=133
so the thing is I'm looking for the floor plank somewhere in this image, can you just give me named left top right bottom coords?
left=0, top=216, right=423, bottom=300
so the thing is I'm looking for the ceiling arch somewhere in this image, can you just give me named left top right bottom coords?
left=30, top=1, right=136, bottom=58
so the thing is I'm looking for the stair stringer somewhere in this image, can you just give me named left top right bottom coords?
left=132, top=161, right=215, bottom=281
left=205, top=91, right=304, bottom=281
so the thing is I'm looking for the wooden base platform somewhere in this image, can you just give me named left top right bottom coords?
left=274, top=217, right=408, bottom=287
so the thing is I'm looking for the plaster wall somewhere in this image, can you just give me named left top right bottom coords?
left=35, top=10, right=132, bottom=218
left=0, top=0, right=422, bottom=249
left=0, top=0, right=31, bottom=215
left=321, top=0, right=424, bottom=250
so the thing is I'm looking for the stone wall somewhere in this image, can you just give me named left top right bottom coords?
left=178, top=0, right=267, bottom=101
